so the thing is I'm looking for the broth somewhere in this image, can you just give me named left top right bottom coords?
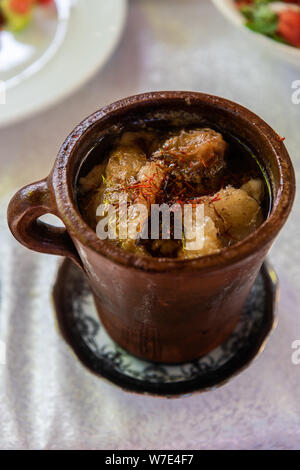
left=76, top=125, right=271, bottom=259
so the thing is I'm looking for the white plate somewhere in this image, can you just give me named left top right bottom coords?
left=0, top=0, right=127, bottom=128
left=212, top=0, right=300, bottom=67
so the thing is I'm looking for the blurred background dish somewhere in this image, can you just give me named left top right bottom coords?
left=212, top=0, right=300, bottom=67
left=0, top=0, right=127, bottom=127
left=1, top=0, right=300, bottom=450
left=0, top=1, right=69, bottom=90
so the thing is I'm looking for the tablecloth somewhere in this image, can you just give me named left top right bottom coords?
left=0, top=0, right=299, bottom=449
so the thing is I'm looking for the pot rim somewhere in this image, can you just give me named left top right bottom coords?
left=51, top=91, right=295, bottom=273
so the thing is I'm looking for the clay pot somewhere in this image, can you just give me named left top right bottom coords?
left=7, top=92, right=295, bottom=363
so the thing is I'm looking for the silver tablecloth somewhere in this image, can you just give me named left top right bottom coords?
left=0, top=0, right=299, bottom=450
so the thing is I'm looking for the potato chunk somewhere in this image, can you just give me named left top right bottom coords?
left=105, top=146, right=147, bottom=185
left=179, top=214, right=222, bottom=259
left=79, top=142, right=147, bottom=229
left=179, top=179, right=264, bottom=258
left=241, top=178, right=265, bottom=204
left=210, top=184, right=264, bottom=242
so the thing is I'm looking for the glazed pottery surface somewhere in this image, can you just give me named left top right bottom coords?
left=7, top=92, right=295, bottom=363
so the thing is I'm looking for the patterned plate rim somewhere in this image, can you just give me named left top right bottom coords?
left=52, top=260, right=278, bottom=398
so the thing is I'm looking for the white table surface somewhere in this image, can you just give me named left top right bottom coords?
left=0, top=0, right=300, bottom=449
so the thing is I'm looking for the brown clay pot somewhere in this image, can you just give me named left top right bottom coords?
left=7, top=92, right=295, bottom=363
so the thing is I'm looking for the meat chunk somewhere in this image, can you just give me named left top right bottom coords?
left=154, top=128, right=227, bottom=175
left=79, top=135, right=167, bottom=251
left=136, top=161, right=166, bottom=207
left=117, top=162, right=166, bottom=250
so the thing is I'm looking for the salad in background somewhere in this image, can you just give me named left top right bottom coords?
left=235, top=1, right=300, bottom=47
left=0, top=0, right=54, bottom=32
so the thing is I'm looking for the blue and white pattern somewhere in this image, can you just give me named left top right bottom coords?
left=53, top=260, right=277, bottom=396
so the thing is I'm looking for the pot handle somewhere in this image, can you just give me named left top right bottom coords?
left=7, top=178, right=83, bottom=268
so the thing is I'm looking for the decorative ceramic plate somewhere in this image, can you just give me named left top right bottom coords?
left=52, top=259, right=278, bottom=398
left=0, top=0, right=127, bottom=127
left=212, top=0, right=300, bottom=67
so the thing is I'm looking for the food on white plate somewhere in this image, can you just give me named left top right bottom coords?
left=0, top=0, right=54, bottom=33
left=235, top=0, right=300, bottom=48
